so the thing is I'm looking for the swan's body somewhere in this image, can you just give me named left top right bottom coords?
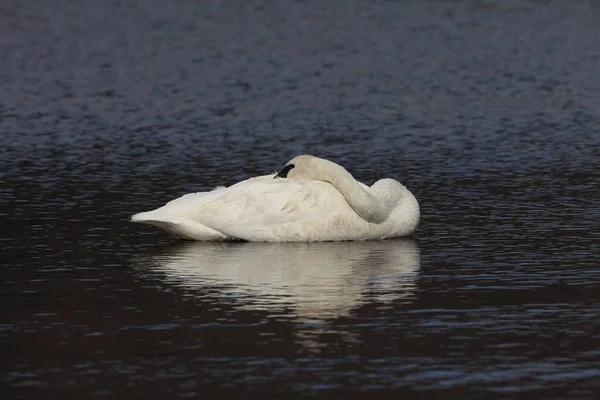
left=131, top=155, right=420, bottom=242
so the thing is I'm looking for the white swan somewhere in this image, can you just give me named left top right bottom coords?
left=131, top=155, right=420, bottom=242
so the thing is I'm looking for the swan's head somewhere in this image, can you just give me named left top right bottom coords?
left=275, top=154, right=350, bottom=185
left=275, top=154, right=320, bottom=179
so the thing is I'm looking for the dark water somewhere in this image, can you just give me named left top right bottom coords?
left=2, top=0, right=600, bottom=398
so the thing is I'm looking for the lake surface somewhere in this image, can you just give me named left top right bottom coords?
left=1, top=0, right=599, bottom=398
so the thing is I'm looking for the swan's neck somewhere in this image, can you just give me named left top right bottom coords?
left=324, top=163, right=388, bottom=224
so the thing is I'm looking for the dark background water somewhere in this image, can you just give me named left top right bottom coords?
left=1, top=0, right=599, bottom=398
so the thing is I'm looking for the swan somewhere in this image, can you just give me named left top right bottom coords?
left=131, top=155, right=420, bottom=242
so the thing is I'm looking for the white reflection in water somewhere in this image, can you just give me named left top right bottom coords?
left=146, top=239, right=420, bottom=322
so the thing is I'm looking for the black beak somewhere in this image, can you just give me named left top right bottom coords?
left=274, top=164, right=295, bottom=179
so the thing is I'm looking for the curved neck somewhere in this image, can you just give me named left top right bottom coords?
left=320, top=162, right=388, bottom=224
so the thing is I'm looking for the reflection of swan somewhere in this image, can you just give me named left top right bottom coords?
left=143, top=239, right=420, bottom=322
left=131, top=155, right=420, bottom=242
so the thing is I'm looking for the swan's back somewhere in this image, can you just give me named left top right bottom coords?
left=132, top=175, right=355, bottom=241
left=199, top=178, right=354, bottom=241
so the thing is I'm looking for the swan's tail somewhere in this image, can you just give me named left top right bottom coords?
left=131, top=211, right=229, bottom=241
left=131, top=211, right=154, bottom=223
left=130, top=210, right=177, bottom=229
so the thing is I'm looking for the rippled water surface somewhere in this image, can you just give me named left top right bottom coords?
left=2, top=0, right=600, bottom=398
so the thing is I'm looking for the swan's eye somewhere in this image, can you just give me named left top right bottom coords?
left=275, top=164, right=295, bottom=178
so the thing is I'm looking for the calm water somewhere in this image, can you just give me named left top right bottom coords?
left=2, top=0, right=600, bottom=398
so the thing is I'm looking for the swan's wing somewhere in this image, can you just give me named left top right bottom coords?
left=199, top=178, right=351, bottom=241
left=133, top=175, right=374, bottom=241
left=131, top=175, right=276, bottom=239
left=132, top=175, right=276, bottom=220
